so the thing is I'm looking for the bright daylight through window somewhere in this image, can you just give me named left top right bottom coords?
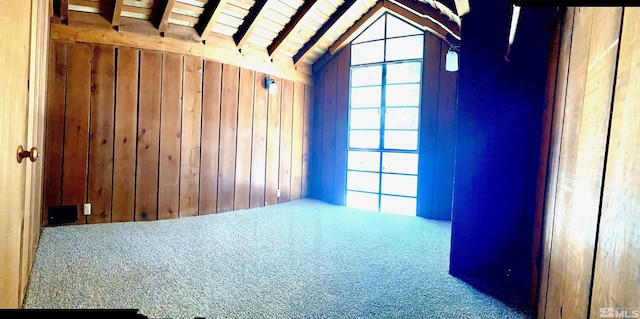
left=346, top=13, right=424, bottom=216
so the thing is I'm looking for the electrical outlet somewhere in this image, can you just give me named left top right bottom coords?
left=83, top=203, right=91, bottom=216
left=276, top=189, right=281, bottom=198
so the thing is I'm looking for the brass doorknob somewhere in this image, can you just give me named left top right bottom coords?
left=17, top=145, right=38, bottom=163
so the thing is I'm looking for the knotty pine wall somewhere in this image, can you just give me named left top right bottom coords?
left=43, top=41, right=312, bottom=225
left=309, top=32, right=457, bottom=220
left=537, top=8, right=640, bottom=318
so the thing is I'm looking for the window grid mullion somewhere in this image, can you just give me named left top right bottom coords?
left=347, top=12, right=424, bottom=214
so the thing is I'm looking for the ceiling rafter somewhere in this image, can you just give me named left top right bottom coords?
left=390, top=0, right=460, bottom=39
left=293, top=0, right=358, bottom=64
left=111, top=0, right=124, bottom=27
left=196, top=0, right=229, bottom=40
left=157, top=0, right=178, bottom=32
left=267, top=0, right=318, bottom=57
left=328, top=1, right=385, bottom=55
left=233, top=0, right=270, bottom=49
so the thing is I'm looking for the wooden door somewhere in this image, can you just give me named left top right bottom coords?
left=0, top=0, right=48, bottom=308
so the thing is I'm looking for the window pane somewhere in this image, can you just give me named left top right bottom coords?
left=384, top=130, right=418, bottom=150
left=386, top=84, right=420, bottom=107
left=386, top=14, right=422, bottom=38
left=382, top=153, right=418, bottom=174
left=351, top=86, right=381, bottom=108
left=381, top=174, right=417, bottom=196
left=387, top=62, right=421, bottom=84
left=380, top=195, right=416, bottom=216
left=348, top=151, right=380, bottom=172
left=352, top=16, right=386, bottom=44
left=385, top=35, right=424, bottom=61
left=385, top=107, right=419, bottom=129
left=352, top=40, right=385, bottom=65
left=346, top=191, right=379, bottom=211
left=351, top=65, right=382, bottom=87
left=347, top=171, right=380, bottom=193
left=350, top=130, right=380, bottom=149
left=351, top=109, right=380, bottom=129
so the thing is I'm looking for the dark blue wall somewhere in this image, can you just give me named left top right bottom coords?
left=449, top=1, right=556, bottom=310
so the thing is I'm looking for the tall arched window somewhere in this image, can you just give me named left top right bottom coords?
left=346, top=13, right=424, bottom=216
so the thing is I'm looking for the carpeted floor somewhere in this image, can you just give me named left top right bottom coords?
left=24, top=199, right=530, bottom=319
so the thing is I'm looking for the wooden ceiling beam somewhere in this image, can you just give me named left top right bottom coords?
left=293, top=0, right=358, bottom=64
left=453, top=0, right=470, bottom=17
left=389, top=0, right=460, bottom=39
left=112, top=0, right=124, bottom=27
left=384, top=0, right=449, bottom=42
left=157, top=0, right=178, bottom=32
left=195, top=0, right=228, bottom=40
left=267, top=0, right=318, bottom=57
left=60, top=0, right=69, bottom=24
left=329, top=1, right=385, bottom=55
left=233, top=0, right=270, bottom=49
left=51, top=21, right=313, bottom=84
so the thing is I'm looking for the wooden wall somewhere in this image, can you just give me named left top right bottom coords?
left=537, top=7, right=640, bottom=319
left=309, top=32, right=457, bottom=220
left=43, top=41, right=312, bottom=225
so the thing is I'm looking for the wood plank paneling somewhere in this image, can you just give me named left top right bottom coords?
left=199, top=60, right=222, bottom=215
left=135, top=50, right=162, bottom=221
left=320, top=59, right=337, bottom=204
left=545, top=8, right=594, bottom=317
left=290, top=81, right=304, bottom=200
left=590, top=8, right=640, bottom=315
left=61, top=43, right=91, bottom=224
left=45, top=41, right=312, bottom=225
left=538, top=8, right=575, bottom=315
left=179, top=55, right=204, bottom=217
left=265, top=77, right=282, bottom=206
left=44, top=42, right=67, bottom=224
left=158, top=53, right=183, bottom=220
left=278, top=79, right=294, bottom=203
left=234, top=68, right=254, bottom=210
left=310, top=70, right=324, bottom=199
left=87, top=45, right=115, bottom=224
left=301, top=84, right=312, bottom=198
left=217, top=64, right=240, bottom=212
left=417, top=33, right=441, bottom=218
left=112, top=47, right=139, bottom=223
left=333, top=46, right=349, bottom=205
left=250, top=72, right=268, bottom=208
left=546, top=8, right=622, bottom=319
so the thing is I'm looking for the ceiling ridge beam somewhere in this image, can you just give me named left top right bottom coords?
left=328, top=1, right=386, bottom=55
left=267, top=0, right=319, bottom=57
left=233, top=0, right=270, bottom=49
left=196, top=0, right=229, bottom=40
left=157, top=0, right=178, bottom=32
left=293, top=0, right=358, bottom=64
left=112, top=0, right=124, bottom=27
left=389, top=0, right=460, bottom=39
left=383, top=0, right=449, bottom=42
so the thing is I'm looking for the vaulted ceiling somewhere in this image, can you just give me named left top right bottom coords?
left=52, top=0, right=461, bottom=79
